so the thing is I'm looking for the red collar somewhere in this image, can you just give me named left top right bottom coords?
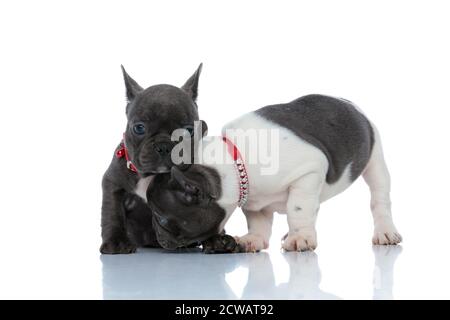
left=116, top=134, right=251, bottom=204
left=115, top=134, right=138, bottom=173
left=222, top=136, right=249, bottom=207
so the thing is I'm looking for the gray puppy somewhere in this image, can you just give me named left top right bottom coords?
left=100, top=64, right=204, bottom=254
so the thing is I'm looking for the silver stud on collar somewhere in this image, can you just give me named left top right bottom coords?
left=234, top=161, right=249, bottom=207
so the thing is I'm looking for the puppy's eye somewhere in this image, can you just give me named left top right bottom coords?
left=181, top=183, right=201, bottom=204
left=184, top=125, right=194, bottom=136
left=133, top=123, right=146, bottom=135
left=184, top=192, right=197, bottom=204
left=185, top=183, right=199, bottom=195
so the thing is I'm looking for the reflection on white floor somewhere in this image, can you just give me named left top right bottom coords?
left=372, top=245, right=402, bottom=300
left=101, top=245, right=402, bottom=300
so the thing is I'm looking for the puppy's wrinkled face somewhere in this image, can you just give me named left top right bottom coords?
left=121, top=65, right=203, bottom=176
left=146, top=165, right=226, bottom=250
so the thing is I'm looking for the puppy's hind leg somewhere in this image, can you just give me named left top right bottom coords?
left=363, top=128, right=402, bottom=245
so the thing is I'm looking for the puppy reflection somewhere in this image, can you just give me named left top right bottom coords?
left=277, top=252, right=340, bottom=299
left=100, top=246, right=402, bottom=299
left=372, top=245, right=402, bottom=300
left=239, top=252, right=339, bottom=299
left=101, top=249, right=339, bottom=299
left=101, top=248, right=240, bottom=299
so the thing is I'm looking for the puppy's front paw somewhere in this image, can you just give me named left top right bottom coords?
left=372, top=221, right=402, bottom=245
left=100, top=239, right=137, bottom=254
left=282, top=229, right=317, bottom=252
left=235, top=234, right=269, bottom=253
left=372, top=230, right=402, bottom=245
left=202, top=234, right=237, bottom=254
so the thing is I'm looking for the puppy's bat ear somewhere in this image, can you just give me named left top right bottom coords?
left=171, top=166, right=221, bottom=201
left=182, top=63, right=202, bottom=102
left=170, top=166, right=200, bottom=204
left=171, top=166, right=194, bottom=191
left=121, top=65, right=143, bottom=102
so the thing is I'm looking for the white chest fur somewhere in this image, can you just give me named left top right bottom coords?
left=134, top=176, right=154, bottom=202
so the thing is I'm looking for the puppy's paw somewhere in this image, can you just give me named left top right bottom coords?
left=235, top=234, right=269, bottom=253
left=202, top=234, right=237, bottom=254
left=372, top=230, right=402, bottom=245
left=100, top=239, right=137, bottom=254
left=372, top=222, right=402, bottom=245
left=282, top=229, right=317, bottom=252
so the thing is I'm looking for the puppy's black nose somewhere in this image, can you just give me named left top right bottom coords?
left=153, top=142, right=172, bottom=156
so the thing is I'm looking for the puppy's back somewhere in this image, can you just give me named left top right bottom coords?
left=254, top=94, right=374, bottom=183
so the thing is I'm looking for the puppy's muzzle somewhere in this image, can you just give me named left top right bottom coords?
left=137, top=136, right=174, bottom=173
left=153, top=141, right=172, bottom=156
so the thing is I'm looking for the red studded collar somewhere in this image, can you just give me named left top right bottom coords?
left=222, top=136, right=249, bottom=207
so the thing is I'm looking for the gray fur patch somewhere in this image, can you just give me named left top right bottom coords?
left=256, top=94, right=374, bottom=183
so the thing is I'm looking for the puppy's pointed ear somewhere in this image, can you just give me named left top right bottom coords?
left=171, top=166, right=221, bottom=202
left=171, top=166, right=196, bottom=192
left=121, top=65, right=143, bottom=102
left=171, top=166, right=200, bottom=204
left=182, top=63, right=202, bottom=102
left=204, top=169, right=221, bottom=200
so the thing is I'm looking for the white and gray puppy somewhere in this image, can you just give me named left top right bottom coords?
left=146, top=94, right=402, bottom=252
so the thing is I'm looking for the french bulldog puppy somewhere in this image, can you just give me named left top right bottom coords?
left=146, top=94, right=402, bottom=252
left=100, top=64, right=205, bottom=254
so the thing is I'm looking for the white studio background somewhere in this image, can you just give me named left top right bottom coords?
left=0, top=0, right=449, bottom=299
